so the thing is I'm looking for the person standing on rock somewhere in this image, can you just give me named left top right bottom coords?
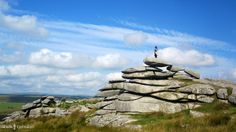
left=154, top=46, right=158, bottom=58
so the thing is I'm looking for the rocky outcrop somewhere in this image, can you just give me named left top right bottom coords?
left=89, top=57, right=236, bottom=127
left=3, top=96, right=93, bottom=122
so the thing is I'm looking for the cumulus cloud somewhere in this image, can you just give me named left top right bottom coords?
left=46, top=72, right=104, bottom=88
left=30, top=49, right=129, bottom=69
left=106, top=72, right=123, bottom=81
left=46, top=72, right=102, bottom=83
left=158, top=47, right=215, bottom=66
left=0, top=0, right=48, bottom=37
left=0, top=64, right=54, bottom=77
left=123, top=31, right=148, bottom=45
left=29, top=49, right=92, bottom=68
left=0, top=14, right=48, bottom=36
left=94, top=53, right=129, bottom=69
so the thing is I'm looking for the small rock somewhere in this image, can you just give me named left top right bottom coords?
left=197, top=95, right=214, bottom=103
left=228, top=95, right=236, bottom=104
left=184, top=69, right=200, bottom=79
left=33, top=99, right=41, bottom=104
left=80, top=105, right=90, bottom=112
left=46, top=96, right=55, bottom=100
left=217, top=88, right=228, bottom=99
left=190, top=110, right=206, bottom=118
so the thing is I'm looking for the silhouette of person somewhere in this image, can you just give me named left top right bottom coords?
left=154, top=46, right=158, bottom=58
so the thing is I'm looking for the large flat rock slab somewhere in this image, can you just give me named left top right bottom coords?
left=178, top=84, right=215, bottom=95
left=96, top=90, right=121, bottom=97
left=151, top=92, right=189, bottom=101
left=144, top=57, right=171, bottom=67
left=167, top=66, right=184, bottom=72
left=118, top=93, right=142, bottom=101
left=184, top=69, right=200, bottom=79
left=122, top=71, right=174, bottom=79
left=122, top=66, right=162, bottom=74
left=123, top=82, right=178, bottom=94
left=129, top=79, right=185, bottom=87
left=114, top=97, right=197, bottom=113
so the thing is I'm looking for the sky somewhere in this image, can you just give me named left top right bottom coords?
left=0, top=0, right=236, bottom=95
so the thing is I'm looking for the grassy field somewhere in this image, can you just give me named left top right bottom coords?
left=0, top=102, right=24, bottom=114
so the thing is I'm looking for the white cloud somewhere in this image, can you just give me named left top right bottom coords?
left=106, top=72, right=123, bottom=81
left=0, top=64, right=54, bottom=77
left=30, top=49, right=129, bottom=69
left=46, top=72, right=102, bottom=83
left=29, top=49, right=92, bottom=68
left=0, top=0, right=10, bottom=11
left=0, top=14, right=48, bottom=36
left=94, top=53, right=129, bottom=69
left=123, top=31, right=148, bottom=45
left=46, top=72, right=104, bottom=89
left=158, top=47, right=215, bottom=66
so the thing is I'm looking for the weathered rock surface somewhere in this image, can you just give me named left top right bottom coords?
left=151, top=92, right=189, bottom=101
left=167, top=66, right=184, bottom=72
left=123, top=83, right=179, bottom=94
left=96, top=90, right=121, bottom=97
left=88, top=113, right=136, bottom=127
left=217, top=88, right=228, bottom=99
left=190, top=110, right=207, bottom=118
left=144, top=57, right=171, bottom=67
left=122, top=71, right=174, bottom=79
left=129, top=79, right=185, bottom=87
left=196, top=95, right=214, bottom=103
left=122, top=66, right=162, bottom=73
left=114, top=97, right=196, bottom=113
left=178, top=84, right=215, bottom=95
left=184, top=69, right=200, bottom=79
left=118, top=93, right=142, bottom=101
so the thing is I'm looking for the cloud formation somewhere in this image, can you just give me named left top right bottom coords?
left=158, top=47, right=215, bottom=66
left=0, top=14, right=48, bottom=36
left=123, top=31, right=148, bottom=45
left=94, top=53, right=128, bottom=69
left=0, top=0, right=48, bottom=37
left=0, top=64, right=54, bottom=77
left=106, top=72, right=123, bottom=81
left=30, top=49, right=129, bottom=69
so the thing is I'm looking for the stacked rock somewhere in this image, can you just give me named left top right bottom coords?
left=3, top=96, right=66, bottom=122
left=94, top=57, right=207, bottom=114
left=89, top=57, right=235, bottom=127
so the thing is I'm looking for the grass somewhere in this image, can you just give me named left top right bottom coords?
left=131, top=101, right=236, bottom=132
left=0, top=110, right=134, bottom=132
left=2, top=98, right=236, bottom=132
left=0, top=102, right=24, bottom=114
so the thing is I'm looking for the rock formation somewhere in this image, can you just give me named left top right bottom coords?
left=89, top=57, right=236, bottom=127
left=3, top=96, right=92, bottom=122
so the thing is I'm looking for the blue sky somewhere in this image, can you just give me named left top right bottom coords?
left=0, top=0, right=236, bottom=95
